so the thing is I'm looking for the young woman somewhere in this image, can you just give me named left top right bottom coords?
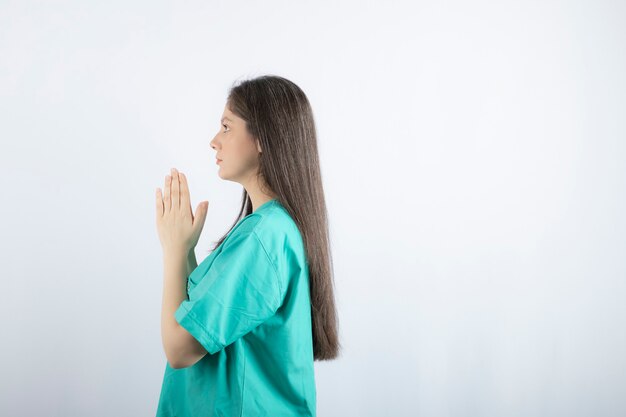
left=155, top=75, right=341, bottom=416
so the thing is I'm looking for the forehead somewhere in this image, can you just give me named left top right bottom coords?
left=221, top=107, right=237, bottom=122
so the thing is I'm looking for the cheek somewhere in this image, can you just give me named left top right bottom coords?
left=231, top=141, right=259, bottom=165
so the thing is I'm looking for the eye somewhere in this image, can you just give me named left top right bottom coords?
left=222, top=124, right=229, bottom=132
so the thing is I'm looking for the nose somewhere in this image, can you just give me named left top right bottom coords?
left=210, top=135, right=219, bottom=151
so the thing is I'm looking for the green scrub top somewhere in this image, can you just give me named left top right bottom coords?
left=156, top=199, right=317, bottom=417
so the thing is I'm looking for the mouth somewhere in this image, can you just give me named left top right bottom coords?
left=216, top=158, right=222, bottom=164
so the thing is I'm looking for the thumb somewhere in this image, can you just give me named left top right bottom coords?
left=193, top=201, right=209, bottom=230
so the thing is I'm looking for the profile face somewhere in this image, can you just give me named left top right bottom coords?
left=210, top=105, right=262, bottom=183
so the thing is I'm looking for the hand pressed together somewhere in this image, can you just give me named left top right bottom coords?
left=156, top=167, right=209, bottom=255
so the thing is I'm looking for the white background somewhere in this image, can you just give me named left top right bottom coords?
left=1, top=1, right=625, bottom=416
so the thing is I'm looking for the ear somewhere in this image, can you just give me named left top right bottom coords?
left=256, top=140, right=262, bottom=154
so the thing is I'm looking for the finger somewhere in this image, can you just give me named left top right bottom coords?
left=179, top=172, right=191, bottom=216
left=156, top=188, right=163, bottom=217
left=171, top=168, right=180, bottom=210
left=164, top=174, right=171, bottom=212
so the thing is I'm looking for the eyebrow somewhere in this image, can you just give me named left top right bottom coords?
left=221, top=117, right=233, bottom=123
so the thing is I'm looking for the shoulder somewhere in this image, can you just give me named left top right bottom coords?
left=222, top=201, right=306, bottom=299
left=233, top=201, right=302, bottom=244
left=228, top=201, right=307, bottom=268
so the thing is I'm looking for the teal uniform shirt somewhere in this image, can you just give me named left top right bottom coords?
left=156, top=199, right=317, bottom=417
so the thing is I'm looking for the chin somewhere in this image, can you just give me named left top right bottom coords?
left=217, top=169, right=232, bottom=182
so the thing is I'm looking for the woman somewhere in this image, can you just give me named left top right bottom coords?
left=155, top=75, right=341, bottom=416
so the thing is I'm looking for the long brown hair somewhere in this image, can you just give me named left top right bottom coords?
left=207, top=74, right=341, bottom=361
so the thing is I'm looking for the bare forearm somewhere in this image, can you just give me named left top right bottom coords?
left=161, top=250, right=188, bottom=366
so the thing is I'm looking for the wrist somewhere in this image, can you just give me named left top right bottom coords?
left=163, top=249, right=187, bottom=263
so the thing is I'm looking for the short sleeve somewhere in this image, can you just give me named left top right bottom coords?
left=174, top=230, right=283, bottom=355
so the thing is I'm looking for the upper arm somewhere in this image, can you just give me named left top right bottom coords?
left=172, top=230, right=283, bottom=359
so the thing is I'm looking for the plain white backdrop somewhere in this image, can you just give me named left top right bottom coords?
left=1, top=0, right=625, bottom=416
